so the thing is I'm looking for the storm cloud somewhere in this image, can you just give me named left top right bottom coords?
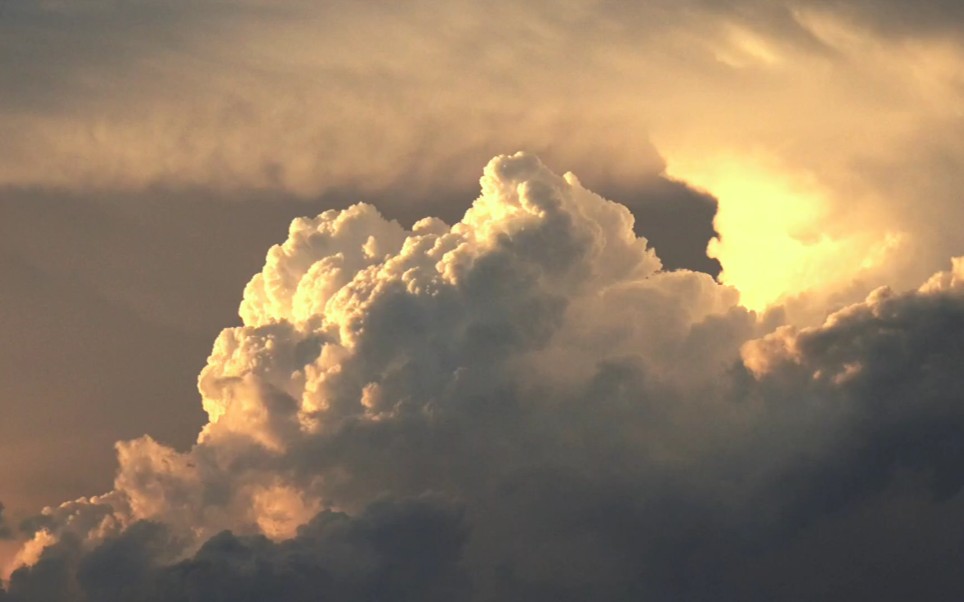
left=5, top=155, right=964, bottom=600
left=5, top=0, right=964, bottom=597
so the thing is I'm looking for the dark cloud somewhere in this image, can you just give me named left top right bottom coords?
left=6, top=155, right=963, bottom=601
left=0, top=1, right=300, bottom=112
left=2, top=0, right=964, bottom=598
left=464, top=267, right=964, bottom=601
left=594, top=177, right=721, bottom=276
left=812, top=0, right=964, bottom=35
left=8, top=0, right=950, bottom=120
left=708, top=283, right=964, bottom=601
left=4, top=496, right=467, bottom=602
left=755, top=288, right=964, bottom=510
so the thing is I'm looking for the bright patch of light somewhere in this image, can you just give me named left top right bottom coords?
left=665, top=155, right=900, bottom=311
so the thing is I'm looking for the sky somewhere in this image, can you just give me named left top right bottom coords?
left=1, top=1, right=964, bottom=600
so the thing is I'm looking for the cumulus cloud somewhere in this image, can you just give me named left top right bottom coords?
left=5, top=154, right=964, bottom=600
left=0, top=159, right=720, bottom=554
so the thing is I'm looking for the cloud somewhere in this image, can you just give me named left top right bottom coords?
left=812, top=0, right=964, bottom=35
left=4, top=495, right=467, bottom=602
left=4, top=0, right=964, bottom=312
left=0, top=166, right=719, bottom=536
left=5, top=154, right=964, bottom=600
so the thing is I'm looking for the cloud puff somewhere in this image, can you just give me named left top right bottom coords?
left=6, top=155, right=964, bottom=600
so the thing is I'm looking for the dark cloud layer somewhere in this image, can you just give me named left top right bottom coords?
left=3, top=496, right=467, bottom=602
left=814, top=0, right=964, bottom=35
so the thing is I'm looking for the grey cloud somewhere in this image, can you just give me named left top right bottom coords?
left=4, top=496, right=467, bottom=602
left=228, top=242, right=964, bottom=598
left=594, top=177, right=721, bottom=276
left=4, top=1, right=964, bottom=600
left=811, top=0, right=964, bottom=35
left=6, top=0, right=964, bottom=303
left=6, top=156, right=964, bottom=601
left=2, top=0, right=938, bottom=115
left=447, top=268, right=964, bottom=601
left=0, top=0, right=898, bottom=193
left=701, top=283, right=964, bottom=601
left=756, top=288, right=964, bottom=510
left=645, top=0, right=964, bottom=37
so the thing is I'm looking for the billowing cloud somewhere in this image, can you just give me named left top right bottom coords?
left=0, top=158, right=719, bottom=539
left=5, top=155, right=964, bottom=600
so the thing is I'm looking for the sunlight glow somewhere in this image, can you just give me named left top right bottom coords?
left=665, top=155, right=901, bottom=311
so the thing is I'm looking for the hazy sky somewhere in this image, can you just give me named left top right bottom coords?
left=2, top=1, right=964, bottom=600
